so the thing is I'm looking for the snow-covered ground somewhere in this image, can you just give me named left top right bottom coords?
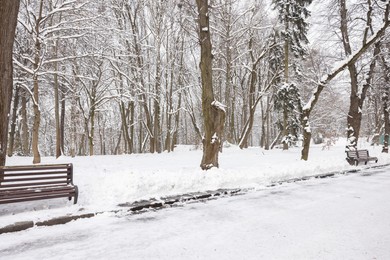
left=1, top=160, right=390, bottom=259
left=0, top=141, right=389, bottom=259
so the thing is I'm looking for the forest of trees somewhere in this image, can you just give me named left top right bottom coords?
left=1, top=0, right=390, bottom=168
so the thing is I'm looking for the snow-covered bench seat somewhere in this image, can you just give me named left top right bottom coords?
left=0, top=163, right=78, bottom=204
left=345, top=150, right=378, bottom=166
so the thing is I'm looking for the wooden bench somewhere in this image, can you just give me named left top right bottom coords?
left=346, top=150, right=378, bottom=166
left=0, top=163, right=78, bottom=204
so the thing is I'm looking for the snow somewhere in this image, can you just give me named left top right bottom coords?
left=1, top=141, right=390, bottom=259
left=302, top=95, right=315, bottom=111
left=211, top=100, right=226, bottom=112
left=211, top=132, right=218, bottom=144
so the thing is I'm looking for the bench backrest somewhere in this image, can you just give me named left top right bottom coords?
left=346, top=150, right=358, bottom=158
left=357, top=150, right=369, bottom=158
left=0, top=164, right=73, bottom=190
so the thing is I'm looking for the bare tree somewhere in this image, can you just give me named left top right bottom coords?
left=196, top=0, right=226, bottom=170
left=300, top=1, right=390, bottom=160
left=340, top=0, right=367, bottom=151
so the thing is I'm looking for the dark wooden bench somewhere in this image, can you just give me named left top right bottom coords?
left=346, top=150, right=378, bottom=166
left=0, top=163, right=78, bottom=204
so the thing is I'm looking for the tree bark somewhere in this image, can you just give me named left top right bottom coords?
left=196, top=0, right=226, bottom=170
left=282, top=105, right=289, bottom=150
left=20, top=89, right=29, bottom=155
left=54, top=40, right=62, bottom=158
left=171, top=93, right=182, bottom=152
left=340, top=0, right=360, bottom=150
left=0, top=0, right=20, bottom=166
left=381, top=50, right=390, bottom=153
left=282, top=4, right=290, bottom=150
left=7, top=85, right=20, bottom=157
left=60, top=86, right=66, bottom=154
left=120, top=101, right=131, bottom=153
left=88, top=106, right=95, bottom=156
left=32, top=0, right=44, bottom=164
left=382, top=87, right=389, bottom=153
left=164, top=66, right=174, bottom=152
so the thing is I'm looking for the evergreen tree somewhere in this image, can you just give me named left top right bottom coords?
left=272, top=0, right=311, bottom=150
left=274, top=83, right=302, bottom=148
left=272, top=0, right=312, bottom=70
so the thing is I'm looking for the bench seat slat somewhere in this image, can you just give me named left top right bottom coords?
left=4, top=171, right=69, bottom=177
left=0, top=193, right=76, bottom=204
left=0, top=180, right=71, bottom=189
left=0, top=189, right=76, bottom=200
left=1, top=186, right=75, bottom=195
left=0, top=185, right=75, bottom=194
left=0, top=164, right=71, bottom=171
left=1, top=175, right=69, bottom=183
left=0, top=184, right=68, bottom=191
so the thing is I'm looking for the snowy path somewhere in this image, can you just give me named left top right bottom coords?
left=1, top=167, right=390, bottom=260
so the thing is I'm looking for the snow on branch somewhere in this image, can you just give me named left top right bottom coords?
left=303, top=7, right=390, bottom=113
left=211, top=100, right=226, bottom=112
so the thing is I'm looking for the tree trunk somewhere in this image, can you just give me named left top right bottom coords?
left=340, top=0, right=381, bottom=151
left=32, top=0, right=44, bottom=164
left=70, top=62, right=80, bottom=158
left=238, top=35, right=270, bottom=149
left=164, top=72, right=173, bottom=152
left=260, top=97, right=272, bottom=150
left=301, top=110, right=312, bottom=160
left=7, top=85, right=20, bottom=157
left=60, top=86, right=66, bottom=154
left=284, top=5, right=290, bottom=84
left=196, top=0, right=226, bottom=170
left=282, top=5, right=290, bottom=150
left=129, top=101, right=134, bottom=154
left=32, top=73, right=41, bottom=164
left=20, top=90, right=29, bottom=155
left=260, top=100, right=265, bottom=148
left=88, top=108, right=95, bottom=156
left=265, top=99, right=271, bottom=150
left=345, top=70, right=360, bottom=151
left=0, top=0, right=20, bottom=166
left=153, top=31, right=162, bottom=154
left=171, top=93, right=182, bottom=152
left=238, top=58, right=257, bottom=149
left=120, top=101, right=131, bottom=153
left=381, top=50, right=390, bottom=153
left=54, top=41, right=62, bottom=158
left=382, top=88, right=389, bottom=153
left=282, top=105, right=289, bottom=150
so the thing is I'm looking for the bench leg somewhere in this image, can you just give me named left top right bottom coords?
left=73, top=186, right=79, bottom=204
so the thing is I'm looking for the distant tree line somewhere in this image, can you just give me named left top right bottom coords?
left=1, top=0, right=390, bottom=168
